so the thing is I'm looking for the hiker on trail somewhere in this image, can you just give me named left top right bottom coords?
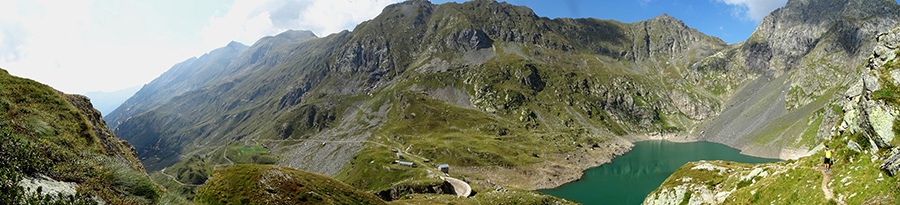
left=824, top=145, right=833, bottom=171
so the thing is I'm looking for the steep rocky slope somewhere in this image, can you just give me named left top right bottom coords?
left=644, top=24, right=900, bottom=205
left=105, top=41, right=247, bottom=130
left=0, top=68, right=162, bottom=204
left=695, top=0, right=900, bottom=159
left=109, top=0, right=900, bottom=202
left=105, top=30, right=317, bottom=130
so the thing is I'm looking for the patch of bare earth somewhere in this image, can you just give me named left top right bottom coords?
left=454, top=138, right=632, bottom=190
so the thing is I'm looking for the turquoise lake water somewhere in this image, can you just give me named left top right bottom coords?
left=538, top=140, right=780, bottom=205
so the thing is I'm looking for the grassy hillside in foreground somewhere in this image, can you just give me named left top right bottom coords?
left=644, top=140, right=899, bottom=204
left=194, top=164, right=577, bottom=205
left=0, top=68, right=165, bottom=204
left=194, top=164, right=385, bottom=205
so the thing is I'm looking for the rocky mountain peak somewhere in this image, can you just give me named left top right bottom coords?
left=652, top=13, right=675, bottom=21
left=274, top=29, right=318, bottom=42
left=743, top=0, right=900, bottom=73
left=225, top=41, right=248, bottom=50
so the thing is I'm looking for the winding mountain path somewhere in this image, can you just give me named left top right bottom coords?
left=159, top=167, right=201, bottom=187
left=223, top=148, right=234, bottom=165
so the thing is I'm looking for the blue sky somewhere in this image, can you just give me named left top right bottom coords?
left=0, top=0, right=896, bottom=94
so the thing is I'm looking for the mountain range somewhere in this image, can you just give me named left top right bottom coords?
left=92, top=0, right=900, bottom=203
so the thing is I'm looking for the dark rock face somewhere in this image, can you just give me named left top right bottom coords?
left=743, top=41, right=773, bottom=73
left=334, top=40, right=393, bottom=74
left=746, top=0, right=900, bottom=73
left=376, top=181, right=455, bottom=201
left=626, top=14, right=726, bottom=62
left=445, top=28, right=493, bottom=52
left=518, top=64, right=544, bottom=92
left=278, top=82, right=312, bottom=109
left=881, top=150, right=900, bottom=176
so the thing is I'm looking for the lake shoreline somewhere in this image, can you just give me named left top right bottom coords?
left=537, top=139, right=783, bottom=204
left=512, top=132, right=801, bottom=192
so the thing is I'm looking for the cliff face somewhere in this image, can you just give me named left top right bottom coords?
left=696, top=0, right=900, bottom=159
left=846, top=28, right=900, bottom=176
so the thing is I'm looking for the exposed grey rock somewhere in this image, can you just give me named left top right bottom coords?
left=864, top=101, right=896, bottom=148
left=873, top=45, right=893, bottom=60
left=445, top=28, right=493, bottom=52
left=642, top=183, right=718, bottom=205
left=845, top=79, right=864, bottom=97
left=669, top=90, right=715, bottom=120
left=878, top=28, right=900, bottom=49
left=862, top=73, right=881, bottom=91
left=847, top=140, right=862, bottom=152
left=837, top=23, right=900, bottom=153
left=18, top=175, right=78, bottom=198
left=891, top=69, right=900, bottom=86
left=880, top=151, right=900, bottom=176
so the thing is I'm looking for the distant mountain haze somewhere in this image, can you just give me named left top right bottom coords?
left=83, top=85, right=140, bottom=116
left=104, top=31, right=318, bottom=130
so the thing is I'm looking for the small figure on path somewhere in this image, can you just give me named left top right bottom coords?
left=824, top=145, right=833, bottom=171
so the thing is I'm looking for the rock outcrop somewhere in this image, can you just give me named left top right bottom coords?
left=836, top=27, right=900, bottom=153
left=376, top=180, right=456, bottom=201
left=697, top=0, right=900, bottom=159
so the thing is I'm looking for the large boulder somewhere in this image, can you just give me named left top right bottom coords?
left=864, top=101, right=897, bottom=148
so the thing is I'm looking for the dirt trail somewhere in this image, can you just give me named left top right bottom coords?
left=223, top=148, right=234, bottom=165
left=159, top=167, right=201, bottom=187
left=818, top=166, right=843, bottom=205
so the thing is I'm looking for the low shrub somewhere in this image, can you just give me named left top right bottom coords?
left=103, top=158, right=161, bottom=203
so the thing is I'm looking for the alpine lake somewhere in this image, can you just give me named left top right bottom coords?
left=538, top=140, right=780, bottom=205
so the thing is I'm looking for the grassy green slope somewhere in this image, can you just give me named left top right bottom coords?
left=0, top=68, right=163, bottom=204
left=194, top=164, right=385, bottom=205
left=644, top=141, right=898, bottom=204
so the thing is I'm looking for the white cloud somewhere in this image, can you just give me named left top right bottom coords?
left=0, top=0, right=200, bottom=94
left=0, top=21, right=29, bottom=63
left=716, top=0, right=787, bottom=22
left=0, top=0, right=404, bottom=94
left=201, top=0, right=402, bottom=47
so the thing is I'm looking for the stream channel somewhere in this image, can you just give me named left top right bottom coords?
left=538, top=140, right=780, bottom=204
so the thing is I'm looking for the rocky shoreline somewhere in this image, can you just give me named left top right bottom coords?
left=454, top=137, right=634, bottom=191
